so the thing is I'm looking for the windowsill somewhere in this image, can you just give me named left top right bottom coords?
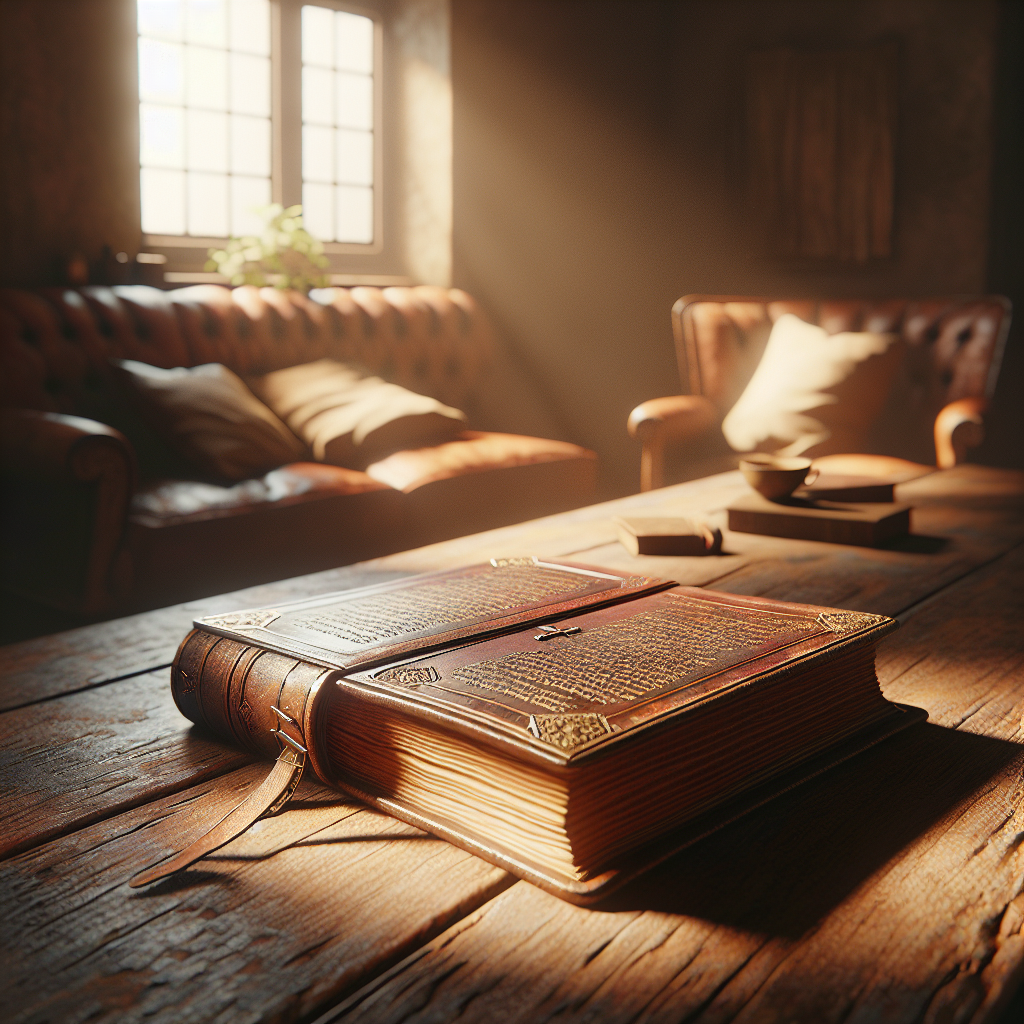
left=163, top=271, right=414, bottom=286
left=145, top=234, right=384, bottom=256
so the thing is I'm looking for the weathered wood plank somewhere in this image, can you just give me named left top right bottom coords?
left=2, top=469, right=1019, bottom=862
left=0, top=668, right=250, bottom=860
left=4, top=466, right=1019, bottom=711
left=0, top=769, right=512, bottom=1024
left=0, top=478, right=748, bottom=860
left=0, top=567, right=410, bottom=712
left=706, top=476, right=1023, bottom=615
left=354, top=472, right=753, bottom=574
left=0, top=473, right=749, bottom=711
left=319, top=545, right=1024, bottom=1024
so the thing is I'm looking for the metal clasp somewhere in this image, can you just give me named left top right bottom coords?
left=270, top=705, right=307, bottom=755
left=534, top=623, right=582, bottom=641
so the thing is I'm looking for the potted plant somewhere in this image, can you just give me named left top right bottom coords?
left=206, top=204, right=329, bottom=294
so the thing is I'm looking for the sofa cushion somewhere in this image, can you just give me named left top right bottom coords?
left=365, top=431, right=596, bottom=492
left=247, top=358, right=467, bottom=470
left=363, top=431, right=598, bottom=549
left=114, top=359, right=307, bottom=481
left=130, top=462, right=390, bottom=526
left=126, top=463, right=403, bottom=608
left=721, top=313, right=903, bottom=457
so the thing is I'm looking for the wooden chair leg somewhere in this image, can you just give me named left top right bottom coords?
left=640, top=434, right=664, bottom=492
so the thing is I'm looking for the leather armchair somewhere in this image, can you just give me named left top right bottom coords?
left=629, top=296, right=1012, bottom=491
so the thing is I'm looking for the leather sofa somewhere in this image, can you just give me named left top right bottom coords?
left=628, top=295, right=1011, bottom=491
left=1, top=284, right=596, bottom=615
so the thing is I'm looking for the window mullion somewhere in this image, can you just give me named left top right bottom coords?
left=274, top=0, right=303, bottom=207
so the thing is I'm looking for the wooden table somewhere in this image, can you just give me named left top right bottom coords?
left=2, top=465, right=1022, bottom=1024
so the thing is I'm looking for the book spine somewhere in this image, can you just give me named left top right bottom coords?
left=171, top=628, right=333, bottom=766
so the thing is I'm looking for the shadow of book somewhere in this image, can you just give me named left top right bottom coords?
left=880, top=533, right=949, bottom=554
left=599, top=722, right=1022, bottom=938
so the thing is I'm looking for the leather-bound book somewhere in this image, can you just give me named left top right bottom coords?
left=139, top=558, right=923, bottom=901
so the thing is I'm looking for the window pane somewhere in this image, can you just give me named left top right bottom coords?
left=186, top=109, right=228, bottom=171
left=231, top=115, right=270, bottom=176
left=138, top=0, right=183, bottom=41
left=230, top=175, right=271, bottom=235
left=335, top=11, right=373, bottom=74
left=299, top=7, right=377, bottom=243
left=336, top=129, right=372, bottom=185
left=139, top=0, right=271, bottom=239
left=186, top=45, right=227, bottom=110
left=140, top=104, right=184, bottom=168
left=141, top=167, right=186, bottom=234
left=335, top=72, right=372, bottom=131
left=302, top=182, right=334, bottom=241
left=301, top=6, right=334, bottom=68
left=302, top=66, right=333, bottom=126
left=185, top=0, right=226, bottom=47
left=302, top=125, right=334, bottom=183
left=188, top=171, right=229, bottom=236
left=229, top=0, right=270, bottom=55
left=139, top=38, right=184, bottom=104
left=230, top=52, right=270, bottom=116
left=335, top=185, right=373, bottom=243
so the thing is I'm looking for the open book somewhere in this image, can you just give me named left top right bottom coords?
left=149, top=558, right=922, bottom=901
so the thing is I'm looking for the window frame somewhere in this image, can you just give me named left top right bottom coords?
left=141, top=0, right=398, bottom=282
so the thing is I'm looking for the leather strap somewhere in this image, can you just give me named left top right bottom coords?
left=130, top=744, right=305, bottom=888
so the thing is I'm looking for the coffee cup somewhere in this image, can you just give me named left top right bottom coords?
left=739, top=454, right=819, bottom=501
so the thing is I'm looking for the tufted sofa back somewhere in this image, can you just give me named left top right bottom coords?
left=674, top=296, right=1010, bottom=416
left=0, top=284, right=494, bottom=419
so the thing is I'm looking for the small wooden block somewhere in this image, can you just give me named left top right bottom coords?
left=795, top=473, right=897, bottom=503
left=612, top=515, right=722, bottom=556
left=727, top=492, right=911, bottom=547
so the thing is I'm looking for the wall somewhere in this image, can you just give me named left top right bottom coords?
left=451, top=0, right=1016, bottom=495
left=1, top=0, right=1017, bottom=488
left=390, top=0, right=453, bottom=286
left=0, top=0, right=140, bottom=286
left=0, top=0, right=454, bottom=287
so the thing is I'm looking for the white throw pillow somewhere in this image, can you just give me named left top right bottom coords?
left=721, top=314, right=900, bottom=456
left=247, top=359, right=467, bottom=470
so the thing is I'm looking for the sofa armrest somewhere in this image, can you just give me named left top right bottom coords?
left=934, top=398, right=986, bottom=470
left=627, top=395, right=718, bottom=491
left=1, top=410, right=136, bottom=614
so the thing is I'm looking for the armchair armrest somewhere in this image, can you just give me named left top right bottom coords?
left=627, top=395, right=718, bottom=491
left=1, top=410, right=136, bottom=614
left=934, top=398, right=986, bottom=469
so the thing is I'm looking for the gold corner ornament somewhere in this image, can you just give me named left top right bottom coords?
left=816, top=610, right=888, bottom=635
left=373, top=665, right=441, bottom=686
left=528, top=713, right=612, bottom=751
left=490, top=556, right=537, bottom=568
left=205, top=608, right=281, bottom=630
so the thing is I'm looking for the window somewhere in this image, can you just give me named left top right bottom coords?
left=300, top=5, right=375, bottom=244
left=137, top=0, right=379, bottom=257
left=138, top=0, right=273, bottom=238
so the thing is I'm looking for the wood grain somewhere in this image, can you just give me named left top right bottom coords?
left=0, top=473, right=750, bottom=711
left=0, top=668, right=251, bottom=859
left=707, top=502, right=1024, bottom=615
left=1, top=465, right=1021, bottom=1024
left=0, top=567, right=410, bottom=712
left=5, top=467, right=1013, bottom=711
left=0, top=769, right=512, bottom=1024
left=321, top=544, right=1024, bottom=1024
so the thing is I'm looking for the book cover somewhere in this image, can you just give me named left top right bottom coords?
left=160, top=557, right=923, bottom=902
